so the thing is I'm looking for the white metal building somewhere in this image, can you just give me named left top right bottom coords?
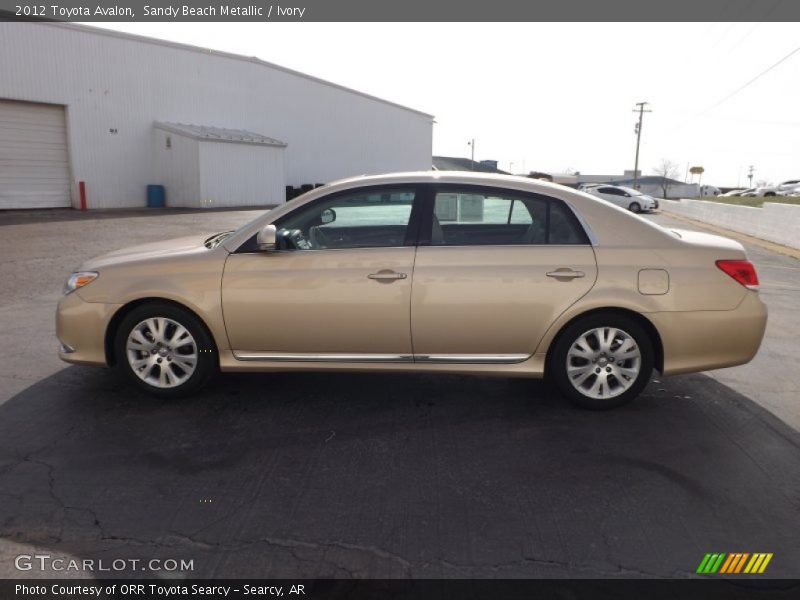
left=0, top=23, right=434, bottom=210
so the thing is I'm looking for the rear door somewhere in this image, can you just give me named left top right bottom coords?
left=410, top=185, right=597, bottom=360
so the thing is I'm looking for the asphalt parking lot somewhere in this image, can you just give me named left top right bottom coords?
left=0, top=207, right=799, bottom=578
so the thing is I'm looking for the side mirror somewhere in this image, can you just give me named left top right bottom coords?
left=257, top=224, right=277, bottom=251
left=320, top=208, right=336, bottom=224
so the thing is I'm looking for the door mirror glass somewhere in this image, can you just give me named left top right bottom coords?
left=256, top=224, right=277, bottom=251
left=320, top=208, right=336, bottom=224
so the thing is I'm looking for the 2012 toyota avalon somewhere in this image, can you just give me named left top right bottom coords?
left=57, top=172, right=767, bottom=409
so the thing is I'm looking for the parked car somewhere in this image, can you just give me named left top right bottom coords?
left=754, top=180, right=800, bottom=196
left=721, top=189, right=747, bottom=197
left=584, top=185, right=659, bottom=212
left=777, top=185, right=800, bottom=197
left=699, top=185, right=722, bottom=196
left=57, top=171, right=767, bottom=409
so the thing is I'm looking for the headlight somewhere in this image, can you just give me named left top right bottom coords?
left=63, top=271, right=98, bottom=295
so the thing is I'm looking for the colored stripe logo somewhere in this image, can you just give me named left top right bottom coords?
left=696, top=553, right=773, bottom=574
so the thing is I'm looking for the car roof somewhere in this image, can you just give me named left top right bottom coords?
left=325, top=170, right=568, bottom=194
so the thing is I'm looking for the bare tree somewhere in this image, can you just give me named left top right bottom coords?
left=652, top=159, right=681, bottom=198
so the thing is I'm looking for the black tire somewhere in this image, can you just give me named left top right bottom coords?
left=764, top=192, right=776, bottom=197
left=628, top=202, right=641, bottom=213
left=550, top=313, right=654, bottom=410
left=114, top=302, right=218, bottom=398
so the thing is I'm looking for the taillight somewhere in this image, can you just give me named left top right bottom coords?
left=716, top=259, right=759, bottom=290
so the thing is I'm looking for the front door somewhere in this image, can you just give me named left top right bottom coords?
left=222, top=186, right=421, bottom=359
left=410, top=186, right=597, bottom=360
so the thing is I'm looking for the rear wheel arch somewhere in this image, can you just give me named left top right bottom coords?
left=545, top=307, right=664, bottom=375
left=105, top=298, right=218, bottom=367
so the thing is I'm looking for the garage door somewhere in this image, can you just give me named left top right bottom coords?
left=0, top=100, right=71, bottom=209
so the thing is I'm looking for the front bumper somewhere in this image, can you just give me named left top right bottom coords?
left=56, top=292, right=121, bottom=367
left=649, top=291, right=768, bottom=376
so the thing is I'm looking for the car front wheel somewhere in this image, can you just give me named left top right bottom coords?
left=551, top=314, right=654, bottom=409
left=628, top=202, right=641, bottom=213
left=114, top=302, right=217, bottom=397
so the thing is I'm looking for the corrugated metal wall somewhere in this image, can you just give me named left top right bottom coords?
left=0, top=23, right=433, bottom=209
left=199, top=142, right=285, bottom=208
left=153, top=128, right=200, bottom=208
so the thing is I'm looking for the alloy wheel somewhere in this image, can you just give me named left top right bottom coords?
left=566, top=327, right=642, bottom=399
left=126, top=317, right=198, bottom=388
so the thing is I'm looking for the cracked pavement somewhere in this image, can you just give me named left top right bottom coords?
left=1, top=208, right=799, bottom=578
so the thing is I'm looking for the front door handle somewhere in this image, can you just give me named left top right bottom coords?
left=368, top=270, right=407, bottom=283
left=546, top=268, right=585, bottom=280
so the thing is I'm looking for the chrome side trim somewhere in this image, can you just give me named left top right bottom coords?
left=232, top=352, right=530, bottom=364
left=415, top=354, right=529, bottom=364
left=233, top=352, right=414, bottom=362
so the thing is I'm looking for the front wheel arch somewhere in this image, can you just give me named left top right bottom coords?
left=545, top=307, right=663, bottom=375
left=105, top=298, right=218, bottom=367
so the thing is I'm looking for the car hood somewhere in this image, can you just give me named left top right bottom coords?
left=79, top=234, right=218, bottom=270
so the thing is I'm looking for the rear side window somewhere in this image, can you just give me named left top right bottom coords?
left=549, top=201, right=590, bottom=245
left=430, top=189, right=589, bottom=246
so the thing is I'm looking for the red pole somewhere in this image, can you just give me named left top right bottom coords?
left=79, top=181, right=87, bottom=211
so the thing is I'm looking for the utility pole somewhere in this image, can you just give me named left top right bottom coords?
left=632, top=102, right=651, bottom=191
left=747, top=165, right=754, bottom=187
left=468, top=139, right=475, bottom=169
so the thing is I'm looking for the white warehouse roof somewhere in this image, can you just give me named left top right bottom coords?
left=155, top=122, right=288, bottom=147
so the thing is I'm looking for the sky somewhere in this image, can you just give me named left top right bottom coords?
left=91, top=22, right=799, bottom=187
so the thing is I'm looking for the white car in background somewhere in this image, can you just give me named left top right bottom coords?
left=754, top=179, right=800, bottom=197
left=721, top=189, right=748, bottom=197
left=777, top=185, right=800, bottom=197
left=583, top=185, right=658, bottom=213
left=699, top=185, right=722, bottom=196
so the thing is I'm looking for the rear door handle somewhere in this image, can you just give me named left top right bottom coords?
left=368, top=270, right=407, bottom=283
left=546, top=268, right=585, bottom=280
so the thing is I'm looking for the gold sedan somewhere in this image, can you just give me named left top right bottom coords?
left=56, top=172, right=767, bottom=409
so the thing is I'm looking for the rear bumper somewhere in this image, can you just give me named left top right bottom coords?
left=56, top=292, right=121, bottom=367
left=649, top=291, right=767, bottom=376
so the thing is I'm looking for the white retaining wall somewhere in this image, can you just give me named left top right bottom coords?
left=661, top=199, right=800, bottom=250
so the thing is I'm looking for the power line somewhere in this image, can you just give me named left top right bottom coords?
left=702, top=43, right=800, bottom=114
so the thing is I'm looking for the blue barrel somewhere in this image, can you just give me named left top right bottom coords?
left=146, top=184, right=165, bottom=207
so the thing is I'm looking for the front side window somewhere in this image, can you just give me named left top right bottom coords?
left=430, top=189, right=588, bottom=246
left=275, top=188, right=415, bottom=250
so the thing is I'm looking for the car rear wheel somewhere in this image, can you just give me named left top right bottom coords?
left=114, top=302, right=217, bottom=398
left=551, top=313, right=654, bottom=409
left=628, top=202, right=641, bottom=213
